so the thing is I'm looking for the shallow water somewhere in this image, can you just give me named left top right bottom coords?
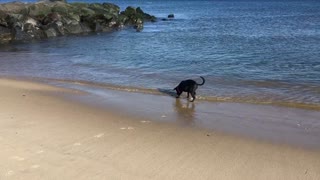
left=0, top=0, right=320, bottom=108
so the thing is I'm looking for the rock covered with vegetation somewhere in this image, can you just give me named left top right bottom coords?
left=0, top=0, right=156, bottom=44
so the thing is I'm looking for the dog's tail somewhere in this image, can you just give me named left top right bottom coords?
left=197, top=76, right=205, bottom=86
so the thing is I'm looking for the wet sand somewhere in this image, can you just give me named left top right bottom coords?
left=52, top=79, right=320, bottom=149
left=0, top=78, right=320, bottom=179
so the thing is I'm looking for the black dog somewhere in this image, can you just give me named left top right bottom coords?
left=174, top=76, right=205, bottom=102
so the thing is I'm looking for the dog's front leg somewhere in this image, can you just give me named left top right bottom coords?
left=190, top=92, right=196, bottom=102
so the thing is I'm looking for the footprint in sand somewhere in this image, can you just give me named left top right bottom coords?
left=94, top=133, right=104, bottom=138
left=140, top=120, right=151, bottom=123
left=5, top=170, right=14, bottom=177
left=25, top=121, right=36, bottom=126
left=36, top=150, right=44, bottom=154
left=11, top=156, right=25, bottom=161
left=120, top=127, right=135, bottom=130
left=31, top=165, right=40, bottom=169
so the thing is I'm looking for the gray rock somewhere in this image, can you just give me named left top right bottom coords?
left=42, top=12, right=61, bottom=25
left=44, top=27, right=57, bottom=38
left=38, top=0, right=67, bottom=3
left=64, top=22, right=82, bottom=34
left=79, top=22, right=91, bottom=33
left=134, top=18, right=143, bottom=31
left=13, top=26, right=33, bottom=41
left=27, top=3, right=52, bottom=17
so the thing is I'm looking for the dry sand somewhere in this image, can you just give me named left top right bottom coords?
left=0, top=78, right=320, bottom=180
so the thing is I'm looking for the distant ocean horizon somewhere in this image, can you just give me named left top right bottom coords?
left=1, top=0, right=320, bottom=109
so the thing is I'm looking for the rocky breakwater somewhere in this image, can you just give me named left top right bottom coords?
left=0, top=0, right=156, bottom=44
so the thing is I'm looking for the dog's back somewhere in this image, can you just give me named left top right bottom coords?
left=177, top=79, right=197, bottom=92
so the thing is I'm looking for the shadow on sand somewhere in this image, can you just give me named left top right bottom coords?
left=157, top=88, right=177, bottom=97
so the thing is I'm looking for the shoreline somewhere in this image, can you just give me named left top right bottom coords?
left=2, top=75, right=320, bottom=111
left=1, top=77, right=320, bottom=179
left=2, top=76, right=320, bottom=149
left=45, top=77, right=320, bottom=111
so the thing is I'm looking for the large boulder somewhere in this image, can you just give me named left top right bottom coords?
left=23, top=17, right=44, bottom=39
left=63, top=20, right=82, bottom=34
left=27, top=3, right=52, bottom=17
left=42, top=12, right=61, bottom=25
left=120, top=6, right=139, bottom=24
left=43, top=21, right=64, bottom=37
left=13, top=26, right=33, bottom=41
left=136, top=7, right=156, bottom=22
left=102, top=3, right=120, bottom=15
left=0, top=2, right=30, bottom=14
left=120, top=6, right=156, bottom=25
left=0, top=26, right=12, bottom=43
left=120, top=6, right=156, bottom=31
left=168, top=14, right=174, bottom=18
left=5, top=13, right=44, bottom=41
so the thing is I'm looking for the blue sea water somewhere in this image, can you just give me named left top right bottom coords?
left=0, top=0, right=320, bottom=107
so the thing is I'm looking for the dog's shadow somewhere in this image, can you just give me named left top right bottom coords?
left=157, top=88, right=177, bottom=97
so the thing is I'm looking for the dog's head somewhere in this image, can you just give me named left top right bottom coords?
left=174, top=86, right=181, bottom=95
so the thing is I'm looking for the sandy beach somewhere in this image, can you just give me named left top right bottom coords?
left=1, top=78, right=320, bottom=180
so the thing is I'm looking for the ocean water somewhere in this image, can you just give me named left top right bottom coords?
left=1, top=0, right=320, bottom=109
